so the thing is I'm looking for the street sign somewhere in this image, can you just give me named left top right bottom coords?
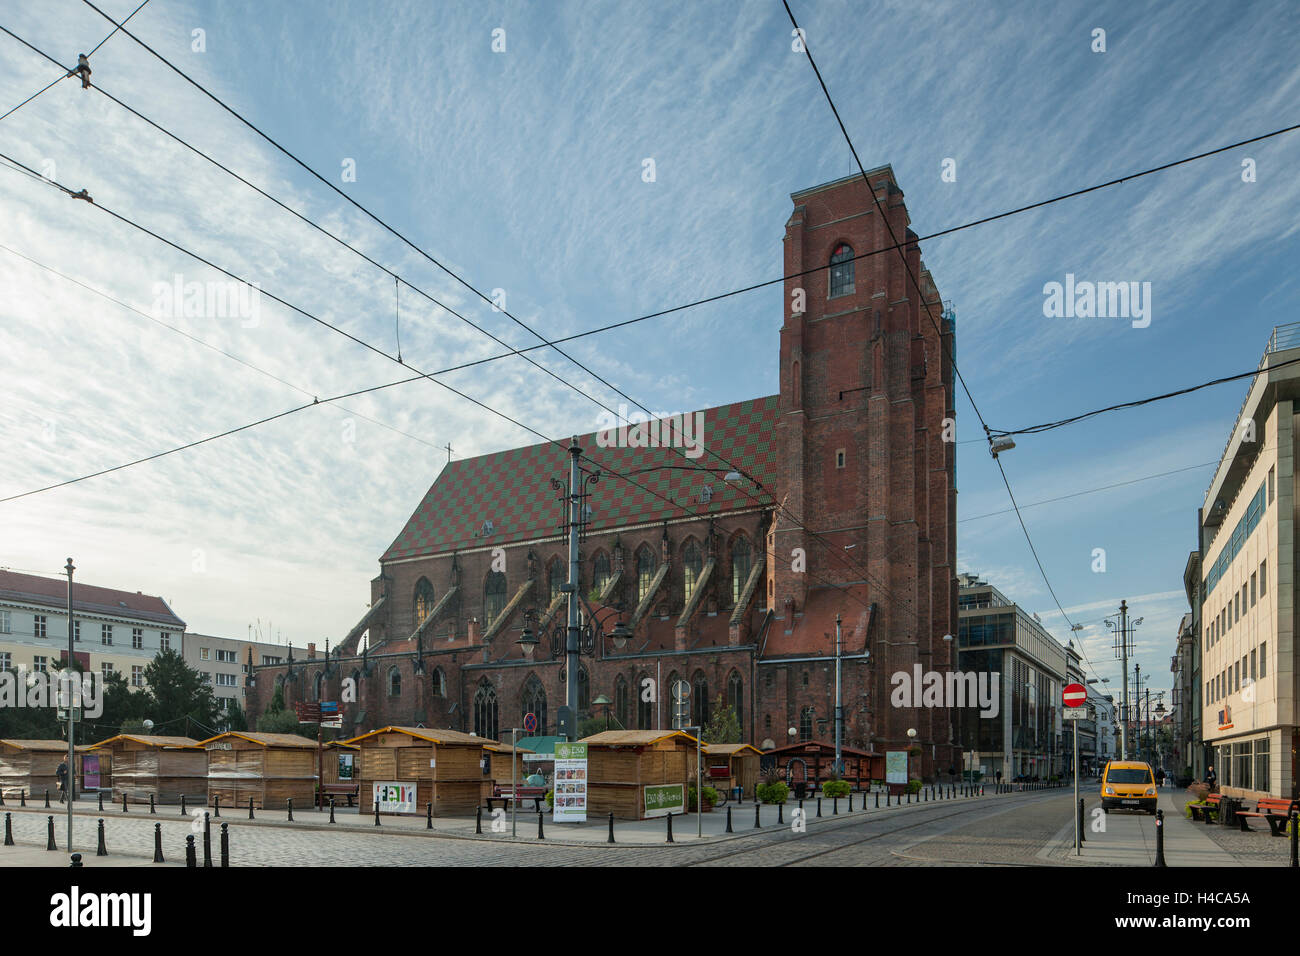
left=672, top=680, right=690, bottom=701
left=1063, top=706, right=1089, bottom=721
left=1062, top=683, right=1087, bottom=707
left=523, top=712, right=538, bottom=733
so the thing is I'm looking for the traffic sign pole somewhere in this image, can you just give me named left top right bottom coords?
left=1062, top=683, right=1086, bottom=855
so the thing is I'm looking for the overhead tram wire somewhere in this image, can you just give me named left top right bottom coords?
left=0, top=0, right=150, bottom=122
left=0, top=240, right=444, bottom=452
left=3, top=27, right=897, bottom=603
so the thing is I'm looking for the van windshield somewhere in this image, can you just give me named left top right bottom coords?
left=1108, top=768, right=1152, bottom=784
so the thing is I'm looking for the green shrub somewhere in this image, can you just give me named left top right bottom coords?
left=688, top=785, right=718, bottom=811
left=906, top=779, right=922, bottom=794
left=1184, top=801, right=1199, bottom=819
left=756, top=781, right=789, bottom=805
left=821, top=779, right=850, bottom=798
left=545, top=790, right=554, bottom=807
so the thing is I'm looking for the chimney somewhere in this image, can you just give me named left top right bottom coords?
left=467, top=619, right=479, bottom=644
left=307, top=643, right=316, bottom=659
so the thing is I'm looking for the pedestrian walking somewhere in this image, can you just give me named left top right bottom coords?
left=56, top=759, right=68, bottom=804
left=1155, top=767, right=1165, bottom=788
left=1205, top=765, right=1217, bottom=791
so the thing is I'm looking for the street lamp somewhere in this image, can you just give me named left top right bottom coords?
left=592, top=694, right=613, bottom=732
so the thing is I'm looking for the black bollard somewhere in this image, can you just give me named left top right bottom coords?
left=0, top=790, right=5, bottom=807
left=816, top=797, right=822, bottom=818
left=70, top=852, right=82, bottom=867
left=287, top=798, right=293, bottom=823
left=754, top=803, right=761, bottom=829
left=185, top=834, right=196, bottom=868
left=374, top=802, right=381, bottom=826
left=848, top=793, right=854, bottom=812
left=1153, top=809, right=1167, bottom=867
left=149, top=793, right=155, bottom=815
left=122, top=793, right=127, bottom=813
left=799, top=798, right=804, bottom=815
left=3, top=811, right=11, bottom=846
left=203, top=812, right=212, bottom=868
left=20, top=789, right=26, bottom=807
left=220, top=823, right=229, bottom=867
left=537, top=810, right=545, bottom=840
left=778, top=802, right=784, bottom=825
left=329, top=797, right=335, bottom=824
left=47, top=814, right=56, bottom=850
left=249, top=797, right=255, bottom=820
left=665, top=811, right=673, bottom=843
left=875, top=791, right=880, bottom=809
left=1078, top=798, right=1086, bottom=845
left=426, top=802, right=432, bottom=830
left=924, top=788, right=928, bottom=802
left=1290, top=811, right=1298, bottom=867
left=608, top=812, right=615, bottom=844
left=475, top=806, right=482, bottom=834
left=213, top=794, right=220, bottom=819
left=153, top=823, right=164, bottom=863
left=45, top=788, right=50, bottom=808
left=180, top=794, right=185, bottom=816
left=725, top=806, right=733, bottom=833
left=97, top=818, right=107, bottom=856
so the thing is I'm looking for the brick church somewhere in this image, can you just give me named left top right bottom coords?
left=246, top=169, right=960, bottom=778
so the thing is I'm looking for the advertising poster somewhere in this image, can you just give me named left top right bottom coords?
left=644, top=783, right=685, bottom=819
left=337, top=752, right=354, bottom=781
left=885, top=750, right=908, bottom=785
left=552, top=742, right=588, bottom=823
left=373, top=781, right=417, bottom=814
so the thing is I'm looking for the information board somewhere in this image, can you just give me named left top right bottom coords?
left=885, top=750, right=908, bottom=785
left=552, top=742, right=588, bottom=823
left=373, top=781, right=417, bottom=814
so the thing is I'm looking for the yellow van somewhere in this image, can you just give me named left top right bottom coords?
left=1101, top=761, right=1157, bottom=814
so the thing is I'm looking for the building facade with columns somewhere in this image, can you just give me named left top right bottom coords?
left=246, top=170, right=960, bottom=778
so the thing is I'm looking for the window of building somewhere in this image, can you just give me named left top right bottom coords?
left=0, top=652, right=9, bottom=670
left=1251, top=573, right=1257, bottom=607
left=801, top=671, right=808, bottom=687
left=592, top=552, right=611, bottom=598
left=129, top=627, right=142, bottom=649
left=727, top=671, right=743, bottom=729
left=1260, top=642, right=1267, bottom=678
left=388, top=666, right=401, bottom=697
left=101, top=662, right=112, bottom=681
left=522, top=674, right=548, bottom=735
left=1233, top=740, right=1252, bottom=791
left=636, top=547, right=656, bottom=604
left=1250, top=648, right=1257, bottom=681
left=313, top=672, right=324, bottom=701
left=764, top=714, right=772, bottom=731
left=691, top=671, right=709, bottom=727
left=682, top=541, right=703, bottom=599
left=1268, top=465, right=1275, bottom=504
left=0, top=610, right=9, bottom=633
left=835, top=448, right=846, bottom=469
left=577, top=664, right=590, bottom=715
left=829, top=243, right=855, bottom=297
left=431, top=667, right=446, bottom=697
left=799, top=707, right=814, bottom=742
left=73, top=621, right=80, bottom=642
left=1260, top=560, right=1267, bottom=597
left=101, top=624, right=112, bottom=645
left=473, top=679, right=498, bottom=740
left=34, top=615, right=47, bottom=639
left=414, top=577, right=436, bottom=625
left=615, top=675, right=629, bottom=729
left=201, top=672, right=212, bottom=684
left=262, top=655, right=282, bottom=665
left=159, top=632, right=170, bottom=651
left=731, top=536, right=752, bottom=606
left=32, top=656, right=47, bottom=672
left=217, top=649, right=236, bottom=663
left=1255, top=737, right=1270, bottom=792
left=484, top=571, right=507, bottom=627
left=548, top=559, right=564, bottom=607
left=132, top=666, right=145, bottom=688
left=201, top=647, right=209, bottom=660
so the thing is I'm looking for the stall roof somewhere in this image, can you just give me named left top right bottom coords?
left=763, top=740, right=880, bottom=758
left=88, top=734, right=201, bottom=750
left=704, top=743, right=763, bottom=757
left=580, top=730, right=700, bottom=747
left=513, top=736, right=564, bottom=756
left=484, top=742, right=535, bottom=755
left=340, top=726, right=493, bottom=747
left=0, top=739, right=92, bottom=753
left=196, top=732, right=317, bottom=749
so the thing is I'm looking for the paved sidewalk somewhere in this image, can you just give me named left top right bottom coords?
left=1043, top=786, right=1238, bottom=866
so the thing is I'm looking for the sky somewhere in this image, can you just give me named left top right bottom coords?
left=1, top=0, right=1298, bottom=706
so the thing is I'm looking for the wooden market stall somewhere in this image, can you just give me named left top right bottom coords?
left=760, top=741, right=883, bottom=794
left=0, top=739, right=94, bottom=800
left=198, top=732, right=318, bottom=810
left=703, top=743, right=762, bottom=799
left=343, top=726, right=492, bottom=815
left=483, top=741, right=536, bottom=786
left=88, top=734, right=205, bottom=806
left=320, top=740, right=360, bottom=787
left=580, top=729, right=698, bottom=820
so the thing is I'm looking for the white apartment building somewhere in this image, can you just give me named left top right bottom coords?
left=182, top=632, right=289, bottom=714
left=0, top=568, right=185, bottom=690
left=1198, top=323, right=1300, bottom=800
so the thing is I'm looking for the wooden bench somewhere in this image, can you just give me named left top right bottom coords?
left=320, top=782, right=359, bottom=807
left=484, top=784, right=545, bottom=812
left=1235, top=797, right=1299, bottom=836
left=1188, top=792, right=1222, bottom=823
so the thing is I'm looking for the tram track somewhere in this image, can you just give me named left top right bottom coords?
left=685, top=787, right=1068, bottom=867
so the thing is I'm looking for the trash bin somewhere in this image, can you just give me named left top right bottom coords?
left=794, top=781, right=807, bottom=799
left=732, top=786, right=743, bottom=802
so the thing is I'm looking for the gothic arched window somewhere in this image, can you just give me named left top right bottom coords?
left=314, top=672, right=324, bottom=702
left=692, top=670, right=710, bottom=728
left=727, top=670, right=743, bottom=729
left=430, top=667, right=446, bottom=698
left=829, top=242, right=854, bottom=297
left=387, top=666, right=401, bottom=698
left=636, top=546, right=656, bottom=603
left=474, top=679, right=498, bottom=740
left=577, top=664, right=590, bottom=715
left=521, top=674, right=548, bottom=736
left=731, top=536, right=752, bottom=606
left=413, top=577, right=436, bottom=625
left=547, top=558, right=564, bottom=607
left=682, top=540, right=703, bottom=599
left=484, top=571, right=507, bottom=627
left=799, top=706, right=814, bottom=742
left=636, top=673, right=654, bottom=729
left=592, top=552, right=611, bottom=598
left=614, top=674, right=629, bottom=729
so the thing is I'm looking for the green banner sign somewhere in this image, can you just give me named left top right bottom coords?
left=644, top=783, right=685, bottom=818
left=555, top=742, right=587, bottom=760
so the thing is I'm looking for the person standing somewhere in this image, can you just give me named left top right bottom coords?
left=55, top=759, right=68, bottom=804
left=1205, top=764, right=1217, bottom=791
left=1155, top=767, right=1165, bottom=788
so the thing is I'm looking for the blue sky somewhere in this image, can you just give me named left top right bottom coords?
left=2, top=0, right=1298, bottom=702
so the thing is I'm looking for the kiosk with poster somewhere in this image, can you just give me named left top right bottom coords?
left=552, top=742, right=587, bottom=823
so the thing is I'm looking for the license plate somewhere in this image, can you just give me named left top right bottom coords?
left=1121, top=799, right=1140, bottom=805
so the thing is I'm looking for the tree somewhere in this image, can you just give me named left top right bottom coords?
left=224, top=699, right=249, bottom=732
left=702, top=694, right=740, bottom=744
left=142, top=648, right=221, bottom=732
left=256, top=708, right=310, bottom=735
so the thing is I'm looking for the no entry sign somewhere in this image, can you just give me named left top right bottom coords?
left=1063, top=683, right=1087, bottom=707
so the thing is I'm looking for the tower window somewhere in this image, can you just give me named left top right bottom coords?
left=835, top=448, right=846, bottom=469
left=829, top=243, right=855, bottom=298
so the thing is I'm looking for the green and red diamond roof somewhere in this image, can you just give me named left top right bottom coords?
left=382, top=395, right=779, bottom=561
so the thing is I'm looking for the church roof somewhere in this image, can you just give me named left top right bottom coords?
left=383, top=395, right=780, bottom=561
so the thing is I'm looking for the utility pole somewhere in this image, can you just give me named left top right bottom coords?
left=64, top=557, right=75, bottom=854
left=565, top=439, right=581, bottom=738
left=834, top=614, right=843, bottom=775
left=1133, top=663, right=1144, bottom=763
left=1118, top=600, right=1130, bottom=760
